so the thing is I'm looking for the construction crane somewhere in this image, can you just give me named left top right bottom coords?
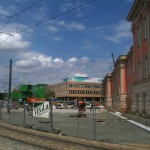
left=111, top=53, right=116, bottom=67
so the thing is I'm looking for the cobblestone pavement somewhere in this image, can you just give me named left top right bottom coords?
left=0, top=121, right=150, bottom=150
left=0, top=136, right=46, bottom=150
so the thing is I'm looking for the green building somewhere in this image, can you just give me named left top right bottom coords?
left=32, top=84, right=47, bottom=98
left=12, top=84, right=47, bottom=101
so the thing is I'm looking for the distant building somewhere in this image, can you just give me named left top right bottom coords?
left=104, top=0, right=150, bottom=117
left=48, top=76, right=104, bottom=102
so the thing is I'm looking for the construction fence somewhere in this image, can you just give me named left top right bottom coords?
left=0, top=100, right=150, bottom=148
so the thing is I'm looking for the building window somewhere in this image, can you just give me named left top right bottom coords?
left=138, top=62, right=141, bottom=80
left=144, top=57, right=148, bottom=78
left=144, top=18, right=147, bottom=39
left=137, top=26, right=141, bottom=46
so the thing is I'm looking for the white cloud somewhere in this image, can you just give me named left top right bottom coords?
left=67, top=57, right=78, bottom=63
left=27, top=2, right=49, bottom=22
left=67, top=22, right=85, bottom=31
left=57, top=20, right=66, bottom=26
left=15, top=54, right=65, bottom=71
left=82, top=40, right=100, bottom=51
left=60, top=1, right=89, bottom=18
left=48, top=26, right=59, bottom=32
left=0, top=5, right=11, bottom=17
left=53, top=58, right=64, bottom=64
left=0, top=47, right=112, bottom=91
left=94, top=20, right=132, bottom=44
left=74, top=73, right=88, bottom=77
left=0, top=32, right=31, bottom=51
left=52, top=20, right=86, bottom=31
left=0, top=23, right=33, bottom=34
left=15, top=59, right=41, bottom=69
left=80, top=57, right=89, bottom=63
left=106, top=20, right=132, bottom=43
left=12, top=52, right=111, bottom=83
left=53, top=36, right=63, bottom=41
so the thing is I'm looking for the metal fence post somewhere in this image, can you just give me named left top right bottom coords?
left=50, top=101, right=53, bottom=133
left=23, top=100, right=26, bottom=126
left=77, top=119, right=79, bottom=137
left=93, top=105, right=96, bottom=140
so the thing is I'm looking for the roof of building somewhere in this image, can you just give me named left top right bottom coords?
left=64, top=76, right=103, bottom=83
left=127, top=0, right=148, bottom=21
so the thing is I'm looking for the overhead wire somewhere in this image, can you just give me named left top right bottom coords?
left=17, top=0, right=97, bottom=33
left=0, top=32, right=13, bottom=46
left=0, top=0, right=43, bottom=46
left=0, top=0, right=43, bottom=32
left=0, top=14, right=12, bottom=18
left=0, top=18, right=12, bottom=32
left=0, top=0, right=97, bottom=46
left=0, top=35, right=12, bottom=46
left=12, top=0, right=43, bottom=18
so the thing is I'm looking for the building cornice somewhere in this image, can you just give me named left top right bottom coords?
left=127, top=0, right=150, bottom=22
left=127, top=0, right=143, bottom=21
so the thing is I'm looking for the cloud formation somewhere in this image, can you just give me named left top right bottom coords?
left=9, top=52, right=111, bottom=90
left=0, top=32, right=30, bottom=51
left=48, top=20, right=86, bottom=31
left=60, top=1, right=86, bottom=18
left=105, top=20, right=132, bottom=43
left=93, top=20, right=132, bottom=44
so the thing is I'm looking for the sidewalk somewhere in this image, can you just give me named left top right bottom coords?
left=123, top=113, right=150, bottom=126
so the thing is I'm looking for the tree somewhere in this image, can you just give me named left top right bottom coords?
left=45, top=87, right=55, bottom=99
left=0, top=92, right=5, bottom=100
left=0, top=93, right=3, bottom=100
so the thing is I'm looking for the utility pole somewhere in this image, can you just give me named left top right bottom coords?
left=7, top=59, right=12, bottom=114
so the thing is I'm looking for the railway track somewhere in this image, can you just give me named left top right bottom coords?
left=0, top=121, right=149, bottom=150
left=0, top=121, right=109, bottom=150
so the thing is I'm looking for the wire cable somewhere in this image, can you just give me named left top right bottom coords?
left=12, top=0, right=43, bottom=18
left=0, top=14, right=12, bottom=18
left=0, top=18, right=12, bottom=32
left=0, top=0, right=97, bottom=46
left=0, top=32, right=13, bottom=46
left=17, top=0, right=97, bottom=33
left=0, top=32, right=12, bottom=36
left=0, top=0, right=43, bottom=32
left=0, top=35, right=12, bottom=46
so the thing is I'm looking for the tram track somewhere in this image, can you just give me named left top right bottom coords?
left=0, top=121, right=150, bottom=150
left=0, top=121, right=110, bottom=150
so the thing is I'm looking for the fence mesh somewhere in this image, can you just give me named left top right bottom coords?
left=0, top=100, right=150, bottom=148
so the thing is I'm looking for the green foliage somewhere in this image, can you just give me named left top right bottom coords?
left=0, top=93, right=6, bottom=100
left=45, top=87, right=55, bottom=99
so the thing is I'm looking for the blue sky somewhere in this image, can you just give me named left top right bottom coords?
left=0, top=0, right=134, bottom=91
